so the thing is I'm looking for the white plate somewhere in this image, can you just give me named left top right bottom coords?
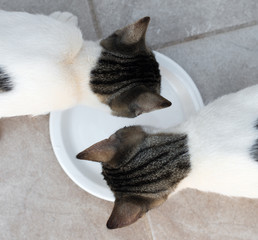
left=49, top=52, right=204, bottom=202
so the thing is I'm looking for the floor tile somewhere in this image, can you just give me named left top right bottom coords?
left=0, top=0, right=97, bottom=40
left=148, top=189, right=258, bottom=240
left=0, top=116, right=152, bottom=240
left=92, top=0, right=258, bottom=47
left=158, top=25, right=258, bottom=104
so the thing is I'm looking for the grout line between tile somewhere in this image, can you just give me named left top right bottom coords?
left=147, top=213, right=156, bottom=240
left=87, top=0, right=102, bottom=39
left=152, top=20, right=258, bottom=50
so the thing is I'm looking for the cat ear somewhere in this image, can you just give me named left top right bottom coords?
left=133, top=92, right=172, bottom=116
left=76, top=135, right=119, bottom=163
left=120, top=16, right=150, bottom=45
left=107, top=199, right=146, bottom=229
left=100, top=17, right=150, bottom=52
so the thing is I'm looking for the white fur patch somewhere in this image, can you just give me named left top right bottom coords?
left=174, top=85, right=258, bottom=198
left=0, top=11, right=105, bottom=117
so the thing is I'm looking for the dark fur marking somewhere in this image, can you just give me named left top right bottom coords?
left=106, top=150, right=189, bottom=188
left=90, top=51, right=160, bottom=99
left=90, top=79, right=157, bottom=95
left=114, top=187, right=167, bottom=194
left=104, top=134, right=187, bottom=172
left=102, top=134, right=190, bottom=195
left=0, top=67, right=12, bottom=92
left=251, top=120, right=258, bottom=161
left=104, top=151, right=170, bottom=181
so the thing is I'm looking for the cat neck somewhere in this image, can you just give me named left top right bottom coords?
left=72, top=40, right=111, bottom=112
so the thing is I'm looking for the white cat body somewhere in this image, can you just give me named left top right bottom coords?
left=0, top=10, right=108, bottom=118
left=174, top=84, right=258, bottom=198
left=0, top=11, right=172, bottom=119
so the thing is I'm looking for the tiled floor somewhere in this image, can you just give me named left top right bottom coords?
left=0, top=1, right=258, bottom=239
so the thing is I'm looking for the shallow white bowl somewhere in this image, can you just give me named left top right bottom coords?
left=49, top=51, right=204, bottom=202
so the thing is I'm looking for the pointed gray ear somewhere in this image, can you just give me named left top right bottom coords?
left=100, top=17, right=150, bottom=53
left=133, top=92, right=172, bottom=116
left=76, top=135, right=119, bottom=163
left=120, top=16, right=150, bottom=45
left=107, top=199, right=146, bottom=229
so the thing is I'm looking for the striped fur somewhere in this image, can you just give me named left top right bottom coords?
left=102, top=133, right=190, bottom=197
left=90, top=50, right=161, bottom=104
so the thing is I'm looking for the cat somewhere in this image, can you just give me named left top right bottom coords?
left=0, top=11, right=171, bottom=118
left=77, top=84, right=258, bottom=229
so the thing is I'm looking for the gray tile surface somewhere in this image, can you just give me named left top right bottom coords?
left=159, top=25, right=258, bottom=104
left=148, top=189, right=258, bottom=240
left=0, top=0, right=97, bottom=40
left=92, top=0, right=258, bottom=48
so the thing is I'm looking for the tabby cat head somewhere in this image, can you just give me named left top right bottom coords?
left=91, top=17, right=171, bottom=118
left=77, top=126, right=190, bottom=229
